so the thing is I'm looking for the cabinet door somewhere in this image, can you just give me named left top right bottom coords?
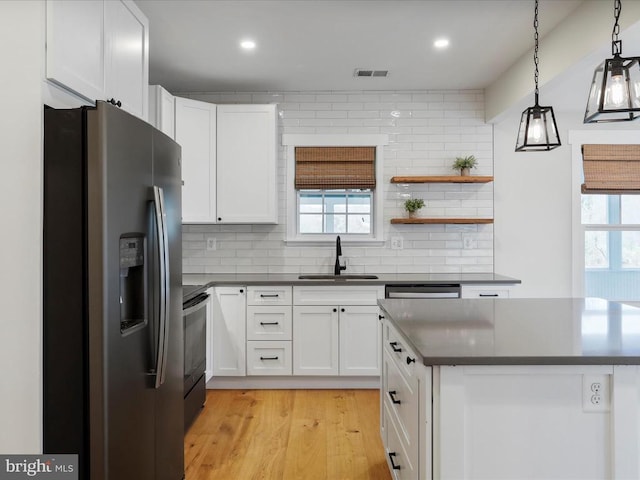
left=46, top=0, right=105, bottom=102
left=175, top=97, right=217, bottom=223
left=211, top=287, right=246, bottom=376
left=339, top=305, right=380, bottom=376
left=216, top=105, right=277, bottom=224
left=104, top=0, right=149, bottom=120
left=148, top=85, right=175, bottom=139
left=293, top=306, right=339, bottom=375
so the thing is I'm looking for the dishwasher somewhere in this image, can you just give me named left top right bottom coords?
left=385, top=284, right=461, bottom=299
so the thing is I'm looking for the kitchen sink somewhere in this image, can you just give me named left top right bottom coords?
left=298, top=274, right=379, bottom=280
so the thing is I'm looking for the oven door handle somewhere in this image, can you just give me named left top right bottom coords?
left=183, top=295, right=210, bottom=317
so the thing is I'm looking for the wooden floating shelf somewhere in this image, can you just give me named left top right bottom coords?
left=390, top=175, right=493, bottom=184
left=390, top=218, right=494, bottom=225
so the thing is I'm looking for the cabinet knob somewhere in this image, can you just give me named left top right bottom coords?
left=240, top=289, right=244, bottom=293
left=406, top=356, right=416, bottom=365
left=218, top=217, right=222, bottom=221
left=333, top=308, right=337, bottom=312
left=341, top=308, right=345, bottom=312
left=378, top=314, right=384, bottom=320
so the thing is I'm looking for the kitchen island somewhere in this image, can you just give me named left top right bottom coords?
left=378, top=297, right=640, bottom=480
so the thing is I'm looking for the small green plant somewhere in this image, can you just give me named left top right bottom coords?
left=404, top=198, right=425, bottom=213
left=452, top=155, right=478, bottom=171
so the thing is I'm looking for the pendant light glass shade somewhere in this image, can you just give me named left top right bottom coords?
left=584, top=0, right=640, bottom=123
left=584, top=54, right=640, bottom=122
left=515, top=0, right=561, bottom=152
left=515, top=103, right=561, bottom=152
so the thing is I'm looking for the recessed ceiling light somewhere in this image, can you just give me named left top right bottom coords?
left=240, top=40, right=256, bottom=50
left=434, top=38, right=450, bottom=49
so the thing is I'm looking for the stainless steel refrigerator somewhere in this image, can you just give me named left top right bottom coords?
left=43, top=101, right=184, bottom=480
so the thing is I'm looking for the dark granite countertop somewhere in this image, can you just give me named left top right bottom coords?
left=378, top=297, right=640, bottom=366
left=183, top=272, right=521, bottom=287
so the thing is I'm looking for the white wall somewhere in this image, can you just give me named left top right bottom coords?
left=181, top=90, right=495, bottom=275
left=0, top=1, right=44, bottom=452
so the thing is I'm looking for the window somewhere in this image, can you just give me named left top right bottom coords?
left=298, top=190, right=372, bottom=234
left=283, top=134, right=388, bottom=244
left=582, top=194, right=640, bottom=300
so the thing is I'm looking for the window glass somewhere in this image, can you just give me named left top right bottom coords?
left=581, top=195, right=608, bottom=224
left=622, top=231, right=640, bottom=268
left=621, top=196, right=640, bottom=224
left=585, top=231, right=609, bottom=268
left=298, top=190, right=372, bottom=235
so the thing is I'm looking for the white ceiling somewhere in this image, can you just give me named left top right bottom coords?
left=136, top=0, right=585, bottom=94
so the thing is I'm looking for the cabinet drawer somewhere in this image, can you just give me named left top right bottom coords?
left=384, top=321, right=419, bottom=378
left=383, top=351, right=419, bottom=461
left=293, top=285, right=383, bottom=306
left=247, top=286, right=292, bottom=306
left=384, top=401, right=418, bottom=480
left=246, top=341, right=292, bottom=375
left=460, top=284, right=513, bottom=298
left=246, top=306, right=292, bottom=341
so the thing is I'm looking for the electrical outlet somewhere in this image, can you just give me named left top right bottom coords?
left=206, top=237, right=217, bottom=251
left=583, top=375, right=610, bottom=412
left=391, top=236, right=403, bottom=250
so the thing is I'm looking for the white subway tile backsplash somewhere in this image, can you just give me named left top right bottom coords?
left=181, top=89, right=494, bottom=275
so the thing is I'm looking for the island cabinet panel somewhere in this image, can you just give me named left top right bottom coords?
left=434, top=365, right=616, bottom=480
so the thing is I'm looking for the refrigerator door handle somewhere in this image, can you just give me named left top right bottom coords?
left=153, top=185, right=170, bottom=388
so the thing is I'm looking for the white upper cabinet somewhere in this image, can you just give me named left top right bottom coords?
left=216, top=104, right=278, bottom=224
left=175, top=97, right=217, bottom=223
left=45, top=0, right=149, bottom=120
left=148, top=85, right=175, bottom=139
left=104, top=0, right=149, bottom=120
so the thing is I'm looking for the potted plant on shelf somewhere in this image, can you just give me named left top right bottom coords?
left=404, top=198, right=425, bottom=218
left=452, top=155, right=478, bottom=176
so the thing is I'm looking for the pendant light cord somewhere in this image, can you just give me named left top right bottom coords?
left=612, top=0, right=622, bottom=55
left=533, top=0, right=540, bottom=104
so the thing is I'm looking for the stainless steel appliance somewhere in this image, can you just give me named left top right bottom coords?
left=182, top=287, right=209, bottom=431
left=43, top=101, right=184, bottom=480
left=385, top=284, right=461, bottom=299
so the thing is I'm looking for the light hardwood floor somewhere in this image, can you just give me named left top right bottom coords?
left=184, top=389, right=392, bottom=480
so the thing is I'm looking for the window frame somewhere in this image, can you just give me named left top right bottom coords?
left=283, top=134, right=388, bottom=245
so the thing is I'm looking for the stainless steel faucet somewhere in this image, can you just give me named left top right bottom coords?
left=334, top=235, right=347, bottom=275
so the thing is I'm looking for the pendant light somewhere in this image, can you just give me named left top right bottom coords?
left=515, top=0, right=561, bottom=152
left=584, top=0, right=640, bottom=123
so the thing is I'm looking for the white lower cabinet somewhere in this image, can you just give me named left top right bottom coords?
left=292, top=286, right=383, bottom=377
left=460, top=283, right=514, bottom=298
left=211, top=286, right=246, bottom=376
left=246, top=286, right=293, bottom=375
left=246, top=341, right=292, bottom=375
left=293, top=306, right=339, bottom=375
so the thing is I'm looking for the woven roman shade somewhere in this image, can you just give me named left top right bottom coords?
left=582, top=144, right=640, bottom=194
left=295, top=146, right=376, bottom=189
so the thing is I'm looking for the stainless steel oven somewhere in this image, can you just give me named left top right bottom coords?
left=182, top=287, right=209, bottom=432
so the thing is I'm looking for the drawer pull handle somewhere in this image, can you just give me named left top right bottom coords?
left=406, top=356, right=416, bottom=365
left=259, top=321, right=280, bottom=326
left=388, top=390, right=401, bottom=405
left=260, top=356, right=279, bottom=361
left=260, top=294, right=280, bottom=298
left=479, top=293, right=499, bottom=297
left=389, top=342, right=402, bottom=353
left=388, top=452, right=401, bottom=470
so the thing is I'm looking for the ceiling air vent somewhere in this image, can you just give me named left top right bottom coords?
left=354, top=69, right=389, bottom=78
